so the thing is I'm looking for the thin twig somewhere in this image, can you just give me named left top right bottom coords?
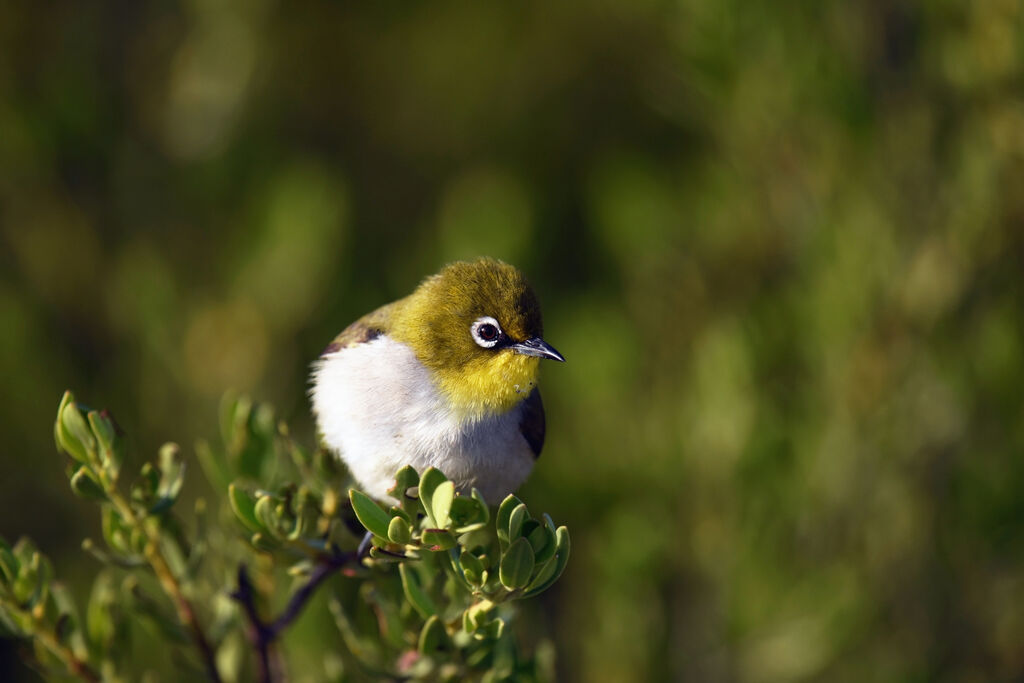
left=266, top=560, right=341, bottom=638
left=105, top=487, right=222, bottom=683
left=232, top=551, right=359, bottom=683
left=231, top=566, right=272, bottom=683
left=83, top=452, right=223, bottom=683
left=28, top=620, right=101, bottom=683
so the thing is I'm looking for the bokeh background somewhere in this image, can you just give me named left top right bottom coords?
left=3, top=0, right=1024, bottom=680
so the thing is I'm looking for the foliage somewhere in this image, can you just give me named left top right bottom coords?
left=4, top=1, right=1024, bottom=681
left=0, top=391, right=568, bottom=681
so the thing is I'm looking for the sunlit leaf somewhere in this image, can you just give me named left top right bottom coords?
left=399, top=564, right=437, bottom=618
left=507, top=504, right=528, bottom=543
left=430, top=481, right=454, bottom=529
left=521, top=526, right=571, bottom=599
left=387, top=516, right=413, bottom=546
left=87, top=410, right=121, bottom=477
left=499, top=537, right=534, bottom=590
left=418, top=468, right=449, bottom=527
left=349, top=489, right=391, bottom=540
left=228, top=484, right=263, bottom=533
left=495, top=494, right=523, bottom=551
left=150, top=443, right=184, bottom=514
left=418, top=614, right=448, bottom=655
left=386, top=465, right=420, bottom=500
left=55, top=392, right=93, bottom=465
left=459, top=550, right=485, bottom=586
left=69, top=466, right=107, bottom=501
left=421, top=528, right=456, bottom=551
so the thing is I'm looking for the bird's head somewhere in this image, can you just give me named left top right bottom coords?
left=390, top=258, right=564, bottom=419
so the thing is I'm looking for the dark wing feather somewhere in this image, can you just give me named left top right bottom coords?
left=319, top=301, right=398, bottom=356
left=519, top=388, right=546, bottom=459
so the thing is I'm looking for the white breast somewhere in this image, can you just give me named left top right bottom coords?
left=310, top=335, right=535, bottom=503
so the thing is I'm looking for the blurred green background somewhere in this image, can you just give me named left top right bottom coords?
left=3, top=0, right=1024, bottom=680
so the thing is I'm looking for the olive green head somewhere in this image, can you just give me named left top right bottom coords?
left=389, top=258, right=564, bottom=418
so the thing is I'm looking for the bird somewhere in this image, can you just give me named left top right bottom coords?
left=310, top=258, right=564, bottom=504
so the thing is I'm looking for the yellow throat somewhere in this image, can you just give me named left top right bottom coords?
left=386, top=258, right=548, bottom=421
left=433, top=353, right=540, bottom=420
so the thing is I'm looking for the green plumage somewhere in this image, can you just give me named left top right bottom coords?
left=319, top=258, right=557, bottom=458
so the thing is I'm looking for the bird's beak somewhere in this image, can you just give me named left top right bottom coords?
left=511, top=337, right=565, bottom=362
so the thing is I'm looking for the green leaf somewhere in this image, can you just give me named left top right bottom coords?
left=218, top=392, right=242, bottom=452
left=195, top=439, right=230, bottom=493
left=349, top=489, right=391, bottom=540
left=399, top=564, right=438, bottom=619
left=459, top=550, right=485, bottom=586
left=475, top=617, right=505, bottom=641
left=55, top=392, right=94, bottom=464
left=471, top=488, right=490, bottom=522
left=387, top=465, right=420, bottom=500
left=65, top=404, right=97, bottom=462
left=418, top=467, right=448, bottom=527
left=33, top=638, right=64, bottom=672
left=80, top=539, right=145, bottom=569
left=313, top=448, right=343, bottom=486
left=495, top=495, right=523, bottom=551
left=418, top=615, right=448, bottom=655
left=102, top=508, right=136, bottom=558
left=462, top=599, right=495, bottom=634
left=87, top=410, right=121, bottom=476
left=521, top=526, right=571, bottom=599
left=87, top=410, right=115, bottom=453
left=527, top=522, right=556, bottom=565
left=250, top=533, right=279, bottom=552
left=0, top=608, right=27, bottom=637
left=70, top=466, right=108, bottom=501
left=150, top=443, right=184, bottom=514
left=221, top=395, right=273, bottom=480
left=86, top=571, right=120, bottom=652
left=12, top=538, right=37, bottom=565
left=450, top=495, right=488, bottom=533
left=125, top=579, right=188, bottom=644
left=53, top=391, right=75, bottom=455
left=430, top=481, right=455, bottom=529
left=0, top=538, right=19, bottom=586
left=507, top=503, right=528, bottom=543
left=387, top=516, right=413, bottom=545
left=499, top=537, right=535, bottom=590
left=522, top=553, right=558, bottom=596
left=131, top=463, right=160, bottom=507
left=254, top=494, right=294, bottom=540
left=12, top=550, right=50, bottom=609
left=228, top=484, right=264, bottom=533
left=367, top=547, right=408, bottom=562
left=288, top=486, right=320, bottom=540
left=388, top=506, right=413, bottom=525
left=421, top=529, right=456, bottom=551
left=50, top=582, right=88, bottom=661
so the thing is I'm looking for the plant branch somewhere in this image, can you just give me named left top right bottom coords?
left=104, top=487, right=222, bottom=682
left=32, top=624, right=101, bottom=683
left=0, top=598, right=101, bottom=683
left=231, top=551, right=358, bottom=683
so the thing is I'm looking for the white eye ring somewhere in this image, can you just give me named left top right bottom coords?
left=471, top=316, right=503, bottom=348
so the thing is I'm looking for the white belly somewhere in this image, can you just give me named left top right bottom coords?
left=310, top=335, right=535, bottom=503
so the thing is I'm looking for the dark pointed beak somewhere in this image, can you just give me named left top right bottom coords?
left=511, top=337, right=565, bottom=362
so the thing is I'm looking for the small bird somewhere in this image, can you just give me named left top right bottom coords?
left=311, top=258, right=564, bottom=503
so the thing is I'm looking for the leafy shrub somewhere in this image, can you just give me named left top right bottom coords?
left=0, top=391, right=569, bottom=682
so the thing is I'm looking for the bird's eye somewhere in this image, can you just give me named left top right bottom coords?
left=471, top=317, right=503, bottom=348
